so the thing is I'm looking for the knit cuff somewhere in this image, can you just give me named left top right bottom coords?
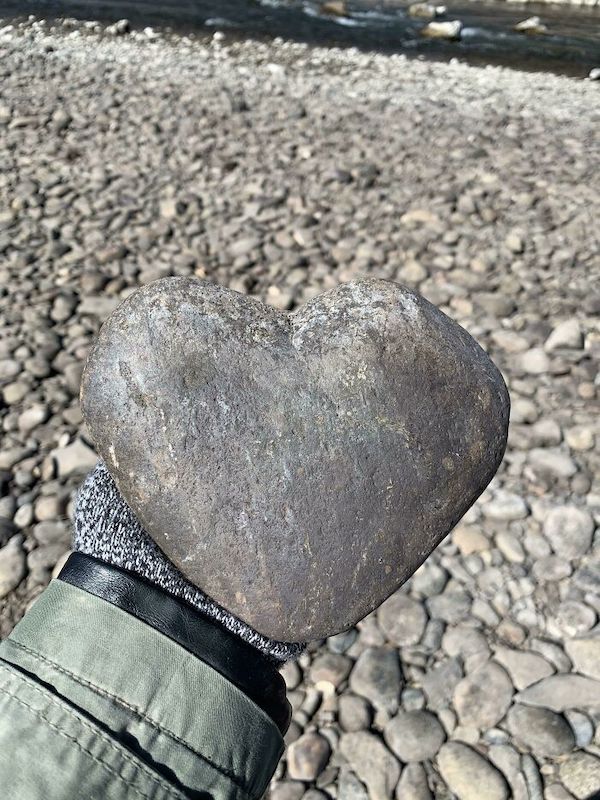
left=73, top=462, right=304, bottom=662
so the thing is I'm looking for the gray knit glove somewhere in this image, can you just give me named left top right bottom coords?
left=73, top=461, right=304, bottom=662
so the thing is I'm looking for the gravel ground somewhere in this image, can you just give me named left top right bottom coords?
left=1, top=17, right=600, bottom=800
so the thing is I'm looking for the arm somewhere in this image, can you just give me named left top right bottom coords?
left=0, top=464, right=297, bottom=800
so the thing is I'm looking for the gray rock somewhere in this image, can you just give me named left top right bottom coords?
left=78, top=296, right=121, bottom=318
left=564, top=636, right=600, bottom=681
left=410, top=563, right=448, bottom=597
left=482, top=491, right=528, bottom=521
left=105, top=19, right=131, bottom=36
left=529, top=639, right=572, bottom=673
left=309, top=652, right=352, bottom=689
left=453, top=525, right=489, bottom=555
left=339, top=732, right=400, bottom=800
left=505, top=232, right=524, bottom=253
left=50, top=108, right=72, bottom=133
left=327, top=629, right=358, bottom=654
left=493, top=647, right=554, bottom=690
left=13, top=504, right=34, bottom=529
left=422, top=657, right=463, bottom=710
left=280, top=660, right=302, bottom=691
left=426, top=589, right=471, bottom=624
left=544, top=786, right=576, bottom=800
left=453, top=661, right=514, bottom=729
left=356, top=616, right=386, bottom=647
left=530, top=418, right=562, bottom=448
left=487, top=744, right=529, bottom=800
left=519, top=348, right=549, bottom=375
left=51, top=551, right=72, bottom=580
left=531, top=555, right=571, bottom=584
left=384, top=710, right=445, bottom=762
left=401, top=687, right=426, bottom=711
left=33, top=495, right=65, bottom=522
left=271, top=783, right=305, bottom=800
left=287, top=732, right=331, bottom=781
left=32, top=521, right=70, bottom=546
left=228, top=235, right=260, bottom=258
left=378, top=592, right=427, bottom=646
left=0, top=518, right=16, bottom=548
left=395, top=763, right=431, bottom=800
left=573, top=563, right=600, bottom=594
left=52, top=439, right=98, bottom=479
left=349, top=647, right=402, bottom=714
left=514, top=16, right=548, bottom=35
left=421, top=20, right=462, bottom=40
left=543, top=506, right=594, bottom=560
left=338, top=694, right=372, bottom=732
left=556, top=600, right=596, bottom=637
left=506, top=704, right=575, bottom=757
left=528, top=449, right=577, bottom=479
left=27, top=543, right=68, bottom=582
left=81, top=278, right=509, bottom=641
left=437, top=742, right=509, bottom=800
left=442, top=626, right=490, bottom=660
left=0, top=359, right=21, bottom=382
left=495, top=531, right=525, bottom=563
left=516, top=674, right=600, bottom=712
left=0, top=534, right=26, bottom=598
left=0, top=448, right=34, bottom=470
left=544, top=320, right=583, bottom=352
left=564, top=710, right=594, bottom=748
left=510, top=398, right=539, bottom=424
left=565, top=426, right=594, bottom=452
left=338, top=767, right=368, bottom=800
left=17, top=404, right=49, bottom=434
left=559, top=752, right=600, bottom=800
left=521, top=754, right=543, bottom=800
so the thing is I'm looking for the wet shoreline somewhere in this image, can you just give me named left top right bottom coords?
left=1, top=0, right=599, bottom=76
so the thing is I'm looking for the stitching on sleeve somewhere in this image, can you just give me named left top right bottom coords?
left=4, top=640, right=258, bottom=799
left=0, top=682, right=183, bottom=800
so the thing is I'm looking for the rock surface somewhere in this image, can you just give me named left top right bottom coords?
left=453, top=661, right=514, bottom=728
left=506, top=704, right=575, bottom=757
left=437, top=742, right=509, bottom=800
left=0, top=536, right=26, bottom=599
left=81, top=278, right=509, bottom=641
left=395, top=763, right=432, bottom=800
left=384, top=710, right=445, bottom=762
left=287, top=733, right=331, bottom=781
left=559, top=752, right=600, bottom=799
left=516, top=675, right=600, bottom=712
left=564, top=636, right=600, bottom=681
left=349, top=647, right=402, bottom=714
left=543, top=506, right=595, bottom=560
left=339, top=732, right=400, bottom=800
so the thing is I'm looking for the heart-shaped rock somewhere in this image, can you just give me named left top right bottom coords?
left=81, top=278, right=509, bottom=641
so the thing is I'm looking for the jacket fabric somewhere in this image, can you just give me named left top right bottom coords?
left=0, top=560, right=286, bottom=800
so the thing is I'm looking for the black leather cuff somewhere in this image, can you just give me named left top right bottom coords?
left=58, top=553, right=291, bottom=734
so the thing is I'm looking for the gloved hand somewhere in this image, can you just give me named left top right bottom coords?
left=72, top=461, right=304, bottom=663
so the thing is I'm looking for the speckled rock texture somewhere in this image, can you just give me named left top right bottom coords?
left=81, top=277, right=509, bottom=640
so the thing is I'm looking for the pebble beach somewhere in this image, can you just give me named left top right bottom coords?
left=0, top=17, right=599, bottom=800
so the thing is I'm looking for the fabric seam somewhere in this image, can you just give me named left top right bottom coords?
left=0, top=677, right=184, bottom=800
left=4, top=639, right=263, bottom=800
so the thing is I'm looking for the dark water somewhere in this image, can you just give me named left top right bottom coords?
left=1, top=0, right=599, bottom=76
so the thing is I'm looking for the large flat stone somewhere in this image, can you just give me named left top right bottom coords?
left=81, top=278, right=509, bottom=641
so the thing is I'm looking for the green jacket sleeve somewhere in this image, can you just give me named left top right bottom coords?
left=0, top=579, right=284, bottom=800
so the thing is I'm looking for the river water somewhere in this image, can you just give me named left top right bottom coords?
left=1, top=0, right=599, bottom=76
